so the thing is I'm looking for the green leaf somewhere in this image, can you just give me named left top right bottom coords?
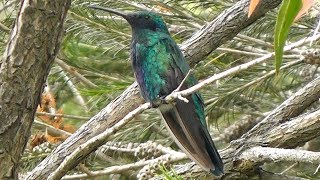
left=274, top=0, right=302, bottom=73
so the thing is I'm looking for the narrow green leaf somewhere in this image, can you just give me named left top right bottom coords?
left=274, top=0, right=302, bottom=73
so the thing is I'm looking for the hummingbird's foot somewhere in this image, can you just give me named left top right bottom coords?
left=150, top=100, right=161, bottom=108
left=150, top=96, right=171, bottom=108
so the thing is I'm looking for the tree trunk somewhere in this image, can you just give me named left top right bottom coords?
left=0, top=0, right=70, bottom=179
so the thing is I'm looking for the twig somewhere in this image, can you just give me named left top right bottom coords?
left=69, top=10, right=130, bottom=38
left=78, top=163, right=93, bottom=176
left=100, top=144, right=136, bottom=153
left=99, top=141, right=182, bottom=157
left=79, top=68, right=130, bottom=82
left=166, top=34, right=320, bottom=102
left=33, top=120, right=72, bottom=137
left=216, top=47, right=266, bottom=56
left=168, top=69, right=194, bottom=103
left=204, top=53, right=226, bottom=67
left=174, top=69, right=192, bottom=92
left=48, top=102, right=151, bottom=180
left=55, top=58, right=98, bottom=88
left=61, top=153, right=186, bottom=180
left=0, top=22, right=10, bottom=33
left=236, top=34, right=274, bottom=48
left=310, top=17, right=320, bottom=46
left=314, top=164, right=320, bottom=175
left=280, top=162, right=298, bottom=174
left=36, top=112, right=90, bottom=120
left=59, top=67, right=89, bottom=111
left=205, top=59, right=303, bottom=105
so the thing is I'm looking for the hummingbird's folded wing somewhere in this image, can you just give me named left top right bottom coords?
left=157, top=37, right=224, bottom=175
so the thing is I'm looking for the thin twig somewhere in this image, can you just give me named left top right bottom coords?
left=310, top=17, right=320, bottom=46
left=280, top=162, right=298, bottom=174
left=69, top=10, right=130, bottom=38
left=0, top=22, right=10, bottom=33
left=175, top=69, right=192, bottom=92
left=204, top=53, right=226, bottom=67
left=236, top=34, right=274, bottom=48
left=61, top=153, right=186, bottom=180
left=314, top=164, right=320, bottom=175
left=205, top=59, right=303, bottom=105
left=59, top=67, right=89, bottom=112
left=79, top=69, right=130, bottom=82
left=33, top=120, right=72, bottom=137
left=99, top=141, right=182, bottom=156
left=216, top=47, right=266, bottom=56
left=48, top=103, right=151, bottom=180
left=55, top=58, right=98, bottom=88
left=166, top=34, right=320, bottom=102
left=36, top=112, right=90, bottom=120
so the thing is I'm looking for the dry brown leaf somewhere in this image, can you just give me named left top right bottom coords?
left=295, top=0, right=314, bottom=21
left=46, top=134, right=65, bottom=144
left=248, top=0, right=261, bottom=18
left=30, top=133, right=47, bottom=150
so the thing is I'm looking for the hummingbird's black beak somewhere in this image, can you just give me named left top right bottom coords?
left=89, top=5, right=130, bottom=21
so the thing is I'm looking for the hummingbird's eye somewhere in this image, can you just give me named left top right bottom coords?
left=145, top=15, right=150, bottom=19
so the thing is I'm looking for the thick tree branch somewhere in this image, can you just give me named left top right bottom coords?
left=222, top=78, right=320, bottom=174
left=174, top=106, right=320, bottom=178
left=243, top=75, right=320, bottom=140
left=240, top=146, right=320, bottom=164
left=27, top=0, right=282, bottom=178
left=0, top=0, right=70, bottom=178
left=181, top=0, right=281, bottom=66
left=174, top=84, right=320, bottom=177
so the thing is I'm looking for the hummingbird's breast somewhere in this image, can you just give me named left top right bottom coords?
left=130, top=34, right=172, bottom=102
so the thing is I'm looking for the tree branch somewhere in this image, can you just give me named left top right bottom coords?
left=181, top=0, right=281, bottom=66
left=240, top=146, right=320, bottom=164
left=166, top=34, right=320, bottom=102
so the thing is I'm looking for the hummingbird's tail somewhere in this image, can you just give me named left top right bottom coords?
left=158, top=98, right=224, bottom=176
left=200, top=122, right=224, bottom=175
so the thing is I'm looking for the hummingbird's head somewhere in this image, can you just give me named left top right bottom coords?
left=89, top=6, right=169, bottom=33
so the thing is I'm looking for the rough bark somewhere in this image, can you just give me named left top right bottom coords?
left=0, top=0, right=70, bottom=179
left=243, top=76, right=320, bottom=139
left=27, top=0, right=282, bottom=178
left=181, top=0, right=281, bottom=66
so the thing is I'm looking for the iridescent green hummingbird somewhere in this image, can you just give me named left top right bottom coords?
left=90, top=6, right=224, bottom=175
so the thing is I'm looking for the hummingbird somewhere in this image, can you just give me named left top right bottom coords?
left=90, top=6, right=224, bottom=176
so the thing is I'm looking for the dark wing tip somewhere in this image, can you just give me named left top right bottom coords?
left=211, top=166, right=224, bottom=176
left=200, top=123, right=224, bottom=176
